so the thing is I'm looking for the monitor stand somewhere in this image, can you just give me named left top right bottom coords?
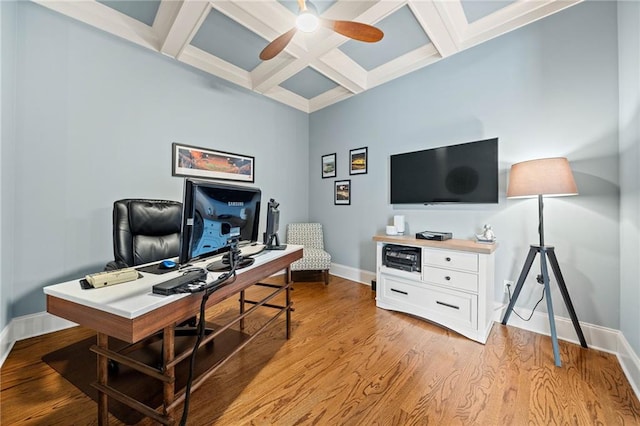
left=206, top=256, right=255, bottom=272
left=265, top=233, right=287, bottom=250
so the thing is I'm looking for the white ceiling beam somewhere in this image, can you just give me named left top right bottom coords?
left=152, top=1, right=181, bottom=47
left=312, top=49, right=367, bottom=94
left=213, top=0, right=299, bottom=47
left=461, top=0, right=583, bottom=50
left=33, top=0, right=159, bottom=51
left=180, top=45, right=252, bottom=89
left=262, top=86, right=310, bottom=113
left=368, top=44, right=441, bottom=90
left=252, top=55, right=310, bottom=93
left=309, top=86, right=354, bottom=113
left=408, top=0, right=459, bottom=58
left=157, top=1, right=211, bottom=58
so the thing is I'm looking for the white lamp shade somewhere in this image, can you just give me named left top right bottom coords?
left=507, top=157, right=578, bottom=198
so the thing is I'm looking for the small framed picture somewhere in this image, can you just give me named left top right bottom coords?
left=334, top=180, right=351, bottom=205
left=349, top=147, right=368, bottom=175
left=322, top=153, right=336, bottom=179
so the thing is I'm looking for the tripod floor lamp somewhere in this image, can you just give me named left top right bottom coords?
left=501, top=157, right=587, bottom=367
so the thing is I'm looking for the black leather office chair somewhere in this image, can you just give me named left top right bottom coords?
left=106, top=199, right=182, bottom=270
left=104, top=199, right=202, bottom=371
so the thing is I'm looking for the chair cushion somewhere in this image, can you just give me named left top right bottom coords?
left=290, top=248, right=331, bottom=272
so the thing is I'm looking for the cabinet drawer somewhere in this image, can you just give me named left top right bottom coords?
left=381, top=276, right=477, bottom=329
left=423, top=248, right=478, bottom=272
left=423, top=266, right=478, bottom=293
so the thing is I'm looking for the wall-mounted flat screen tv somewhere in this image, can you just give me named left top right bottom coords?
left=390, top=138, right=498, bottom=204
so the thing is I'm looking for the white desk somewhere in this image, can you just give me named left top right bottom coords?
left=43, top=244, right=303, bottom=425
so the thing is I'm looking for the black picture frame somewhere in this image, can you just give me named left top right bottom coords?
left=349, top=147, right=368, bottom=175
left=322, top=153, right=337, bottom=179
left=334, top=179, right=351, bottom=205
left=171, top=142, right=255, bottom=183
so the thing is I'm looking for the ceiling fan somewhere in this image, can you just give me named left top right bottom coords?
left=259, top=0, right=384, bottom=60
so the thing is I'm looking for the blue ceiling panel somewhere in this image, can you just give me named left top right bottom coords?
left=191, top=9, right=265, bottom=72
left=461, top=0, right=516, bottom=23
left=97, top=0, right=159, bottom=26
left=339, top=5, right=430, bottom=71
left=280, top=67, right=338, bottom=99
left=279, top=0, right=337, bottom=16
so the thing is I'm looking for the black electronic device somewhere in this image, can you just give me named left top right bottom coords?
left=178, top=179, right=261, bottom=265
left=416, top=231, right=452, bottom=241
left=152, top=269, right=208, bottom=295
left=382, top=244, right=421, bottom=272
left=390, top=138, right=498, bottom=204
left=264, top=198, right=286, bottom=250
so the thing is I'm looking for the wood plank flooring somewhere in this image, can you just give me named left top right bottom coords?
left=2, top=275, right=639, bottom=425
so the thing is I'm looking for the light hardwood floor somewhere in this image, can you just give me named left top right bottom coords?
left=2, top=275, right=639, bottom=425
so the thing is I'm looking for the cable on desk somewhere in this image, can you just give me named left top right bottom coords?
left=179, top=238, right=242, bottom=426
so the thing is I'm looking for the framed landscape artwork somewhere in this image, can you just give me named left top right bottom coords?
left=335, top=180, right=351, bottom=205
left=322, top=153, right=336, bottom=178
left=172, top=142, right=255, bottom=183
left=349, top=147, right=368, bottom=175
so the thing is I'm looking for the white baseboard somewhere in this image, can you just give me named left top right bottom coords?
left=0, top=325, right=15, bottom=368
left=617, top=332, right=640, bottom=401
left=493, top=304, right=620, bottom=354
left=0, top=312, right=77, bottom=368
left=330, top=262, right=376, bottom=286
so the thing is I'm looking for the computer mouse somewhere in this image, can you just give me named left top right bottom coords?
left=159, top=260, right=177, bottom=269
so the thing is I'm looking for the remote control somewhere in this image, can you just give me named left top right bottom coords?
left=152, top=269, right=208, bottom=295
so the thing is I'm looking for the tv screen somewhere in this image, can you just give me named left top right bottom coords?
left=179, top=179, right=261, bottom=265
left=390, top=138, right=498, bottom=204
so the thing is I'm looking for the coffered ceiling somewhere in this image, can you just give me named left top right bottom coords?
left=34, top=0, right=582, bottom=113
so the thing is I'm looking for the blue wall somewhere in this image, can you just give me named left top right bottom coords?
left=1, top=0, right=17, bottom=334
left=4, top=1, right=309, bottom=317
left=618, top=0, right=640, bottom=357
left=309, top=1, right=621, bottom=329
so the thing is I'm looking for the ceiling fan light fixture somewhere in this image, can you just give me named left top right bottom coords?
left=296, top=11, right=319, bottom=32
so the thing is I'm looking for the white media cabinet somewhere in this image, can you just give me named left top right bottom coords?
left=374, top=235, right=497, bottom=344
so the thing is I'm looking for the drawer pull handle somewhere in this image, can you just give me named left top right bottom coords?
left=436, top=301, right=459, bottom=310
left=445, top=276, right=451, bottom=281
left=391, top=288, right=408, bottom=295
left=445, top=257, right=451, bottom=262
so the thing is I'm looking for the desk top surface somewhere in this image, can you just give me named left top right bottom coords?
left=43, top=244, right=302, bottom=320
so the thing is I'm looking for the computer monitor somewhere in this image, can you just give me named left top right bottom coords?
left=178, top=179, right=261, bottom=265
left=264, top=198, right=286, bottom=250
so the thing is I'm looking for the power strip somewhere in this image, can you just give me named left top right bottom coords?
left=85, top=268, right=138, bottom=288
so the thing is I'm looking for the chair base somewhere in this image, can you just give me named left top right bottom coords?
left=288, top=270, right=330, bottom=285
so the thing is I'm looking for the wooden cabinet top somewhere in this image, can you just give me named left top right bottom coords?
left=373, top=235, right=497, bottom=254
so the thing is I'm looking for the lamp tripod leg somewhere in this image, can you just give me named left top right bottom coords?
left=547, top=248, right=588, bottom=348
left=502, top=247, right=538, bottom=325
left=540, top=248, right=562, bottom=367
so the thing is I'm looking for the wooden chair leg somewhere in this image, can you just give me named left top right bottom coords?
left=324, top=270, right=329, bottom=285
